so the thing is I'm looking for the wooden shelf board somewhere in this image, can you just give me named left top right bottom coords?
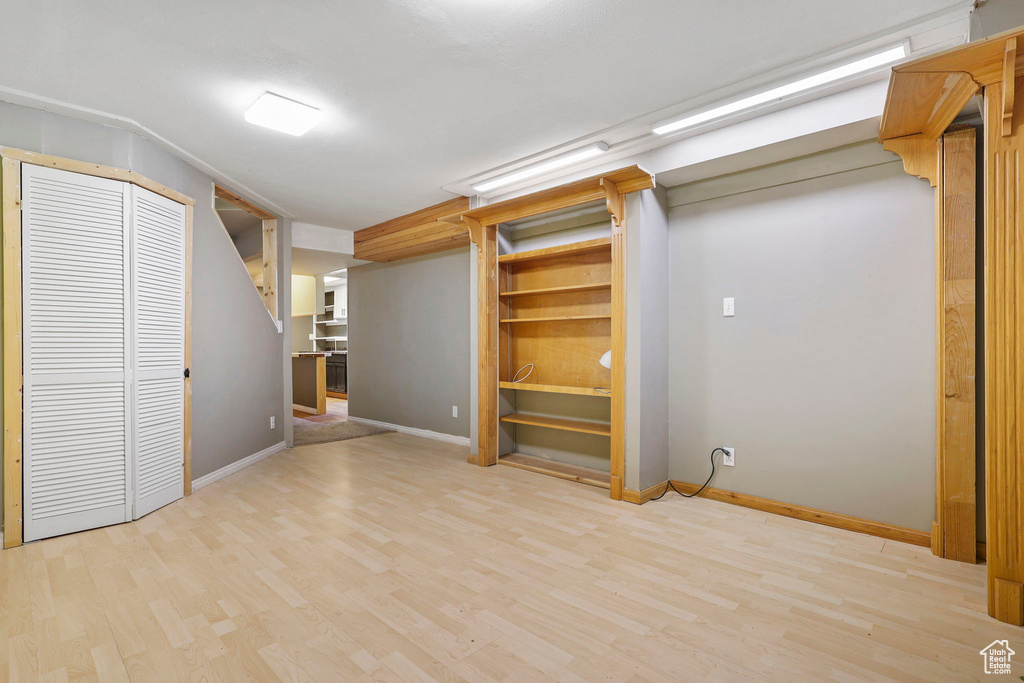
left=499, top=381, right=610, bottom=397
left=499, top=282, right=611, bottom=298
left=498, top=238, right=611, bottom=264
left=500, top=315, right=610, bottom=323
left=500, top=413, right=610, bottom=436
left=498, top=453, right=611, bottom=489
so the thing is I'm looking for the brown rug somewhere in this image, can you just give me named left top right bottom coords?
left=292, top=417, right=393, bottom=447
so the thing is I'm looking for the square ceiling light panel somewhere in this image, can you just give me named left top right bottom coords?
left=245, top=92, right=322, bottom=136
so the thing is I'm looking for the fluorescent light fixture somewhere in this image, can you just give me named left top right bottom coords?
left=652, top=44, right=907, bottom=136
left=245, top=92, right=322, bottom=136
left=472, top=142, right=609, bottom=193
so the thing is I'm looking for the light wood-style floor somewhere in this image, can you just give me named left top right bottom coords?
left=2, top=433, right=1015, bottom=681
left=292, top=396, right=348, bottom=422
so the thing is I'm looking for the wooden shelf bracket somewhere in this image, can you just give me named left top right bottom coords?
left=600, top=178, right=625, bottom=228
left=1004, top=38, right=1017, bottom=137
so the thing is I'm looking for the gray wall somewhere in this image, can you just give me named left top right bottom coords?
left=625, top=188, right=671, bottom=491
left=348, top=248, right=471, bottom=437
left=0, top=101, right=287, bottom=496
left=667, top=155, right=936, bottom=531
left=292, top=315, right=314, bottom=353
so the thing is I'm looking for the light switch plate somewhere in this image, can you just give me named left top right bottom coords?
left=723, top=297, right=735, bottom=317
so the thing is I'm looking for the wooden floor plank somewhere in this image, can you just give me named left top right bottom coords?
left=0, top=432, right=1012, bottom=681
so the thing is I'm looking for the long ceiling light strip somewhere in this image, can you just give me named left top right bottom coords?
left=472, top=142, right=609, bottom=193
left=652, top=44, right=908, bottom=136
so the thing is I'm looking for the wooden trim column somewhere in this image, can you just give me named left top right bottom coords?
left=934, top=125, right=978, bottom=563
left=262, top=219, right=278, bottom=319
left=469, top=218, right=499, bottom=466
left=603, top=179, right=626, bottom=500
left=984, top=77, right=1024, bottom=625
left=2, top=158, right=23, bottom=547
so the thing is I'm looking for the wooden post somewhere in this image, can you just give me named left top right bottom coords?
left=609, top=188, right=626, bottom=500
left=2, top=157, right=23, bottom=547
left=984, top=77, right=1024, bottom=624
left=262, top=219, right=278, bottom=320
left=934, top=125, right=977, bottom=563
left=469, top=217, right=499, bottom=467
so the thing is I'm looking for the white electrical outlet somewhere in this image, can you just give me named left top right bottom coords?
left=452, top=405, right=458, bottom=418
left=722, top=447, right=735, bottom=466
left=270, top=416, right=276, bottom=430
left=723, top=297, right=735, bottom=317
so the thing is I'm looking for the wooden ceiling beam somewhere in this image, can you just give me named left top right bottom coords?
left=353, top=196, right=470, bottom=262
left=354, top=197, right=469, bottom=243
left=356, top=223, right=467, bottom=259
left=372, top=234, right=471, bottom=262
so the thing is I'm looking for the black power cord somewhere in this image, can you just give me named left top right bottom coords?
left=650, top=447, right=729, bottom=501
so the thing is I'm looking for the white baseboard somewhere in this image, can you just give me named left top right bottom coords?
left=347, top=417, right=471, bottom=447
left=192, top=441, right=287, bottom=491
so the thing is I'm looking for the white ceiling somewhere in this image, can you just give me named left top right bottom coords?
left=0, top=0, right=966, bottom=229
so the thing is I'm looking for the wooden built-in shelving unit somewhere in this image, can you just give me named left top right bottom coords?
left=454, top=164, right=653, bottom=500
left=497, top=234, right=616, bottom=489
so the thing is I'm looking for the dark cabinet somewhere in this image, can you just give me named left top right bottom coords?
left=326, top=355, right=347, bottom=393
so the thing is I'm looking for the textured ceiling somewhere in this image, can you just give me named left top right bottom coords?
left=0, top=0, right=966, bottom=229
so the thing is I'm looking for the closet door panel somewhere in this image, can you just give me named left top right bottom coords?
left=132, top=186, right=185, bottom=518
left=22, top=165, right=131, bottom=541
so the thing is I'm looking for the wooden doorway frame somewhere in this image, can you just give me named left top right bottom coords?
left=879, top=25, right=1024, bottom=625
left=214, top=185, right=278, bottom=320
left=0, top=148, right=195, bottom=549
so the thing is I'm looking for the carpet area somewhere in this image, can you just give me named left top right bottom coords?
left=292, top=398, right=393, bottom=446
left=292, top=418, right=393, bottom=446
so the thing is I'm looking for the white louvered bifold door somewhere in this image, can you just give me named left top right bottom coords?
left=131, top=185, right=185, bottom=518
left=22, top=164, right=132, bottom=541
